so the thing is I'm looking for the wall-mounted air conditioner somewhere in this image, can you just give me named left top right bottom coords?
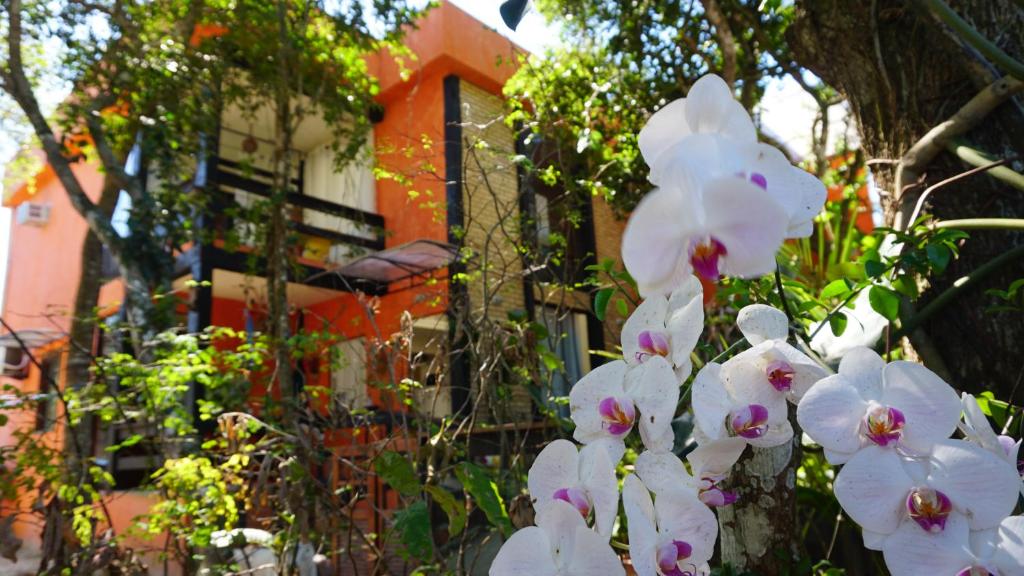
left=15, top=202, right=51, bottom=227
left=1, top=346, right=30, bottom=379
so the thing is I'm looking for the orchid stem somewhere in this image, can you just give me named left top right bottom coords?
left=931, top=218, right=1024, bottom=231
left=920, top=0, right=1024, bottom=79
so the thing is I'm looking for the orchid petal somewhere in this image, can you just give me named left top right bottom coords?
left=926, top=439, right=1021, bottom=531
left=655, top=489, right=719, bottom=565
left=736, top=305, right=788, bottom=346
left=702, top=177, right=789, bottom=279
left=991, top=516, right=1024, bottom=575
left=797, top=374, right=869, bottom=462
left=623, top=475, right=659, bottom=576
left=837, top=346, right=884, bottom=400
left=490, top=526, right=560, bottom=576
left=772, top=342, right=828, bottom=401
left=622, top=186, right=698, bottom=297
left=720, top=352, right=789, bottom=419
left=570, top=361, right=629, bottom=446
left=636, top=450, right=698, bottom=496
left=665, top=277, right=704, bottom=378
left=881, top=361, right=961, bottom=455
left=638, top=98, right=690, bottom=170
left=579, top=442, right=619, bottom=538
left=746, top=418, right=794, bottom=449
left=881, top=513, right=974, bottom=576
left=692, top=363, right=731, bottom=440
left=622, top=295, right=671, bottom=367
left=683, top=74, right=757, bottom=144
left=535, top=500, right=589, bottom=571
left=861, top=529, right=887, bottom=551
left=528, top=440, right=583, bottom=518
left=625, top=356, right=680, bottom=453
left=687, top=437, right=747, bottom=478
left=961, top=393, right=1004, bottom=456
left=563, top=526, right=626, bottom=576
left=834, top=446, right=914, bottom=535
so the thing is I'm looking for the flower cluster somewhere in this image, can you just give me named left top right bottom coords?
left=492, top=74, right=829, bottom=576
left=489, top=73, right=1023, bottom=576
left=797, top=348, right=1024, bottom=574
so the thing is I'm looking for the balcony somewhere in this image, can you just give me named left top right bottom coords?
left=175, top=154, right=389, bottom=298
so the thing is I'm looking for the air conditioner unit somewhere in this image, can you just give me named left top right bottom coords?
left=1, top=346, right=30, bottom=379
left=15, top=202, right=51, bottom=227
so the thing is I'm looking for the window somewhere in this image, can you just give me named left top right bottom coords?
left=538, top=309, right=591, bottom=414
left=34, top=355, right=59, bottom=432
left=332, top=338, right=370, bottom=410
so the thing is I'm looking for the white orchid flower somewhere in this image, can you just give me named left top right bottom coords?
left=621, top=177, right=788, bottom=296
left=638, top=74, right=826, bottom=239
left=489, top=499, right=625, bottom=576
left=622, top=474, right=717, bottom=576
left=622, top=276, right=704, bottom=380
left=528, top=439, right=619, bottom=539
left=881, top=511, right=1024, bottom=575
left=729, top=305, right=829, bottom=403
left=636, top=447, right=742, bottom=508
left=692, top=361, right=793, bottom=450
left=796, top=348, right=962, bottom=465
left=833, top=439, right=1021, bottom=546
left=961, top=393, right=1023, bottom=483
left=569, top=357, right=679, bottom=461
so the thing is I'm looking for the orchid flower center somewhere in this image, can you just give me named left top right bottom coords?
left=688, top=236, right=728, bottom=282
left=553, top=486, right=591, bottom=519
left=734, top=171, right=769, bottom=190
left=656, top=539, right=696, bottom=576
left=956, top=567, right=994, bottom=576
left=861, top=404, right=906, bottom=447
left=636, top=330, right=671, bottom=363
left=727, top=404, right=769, bottom=439
left=598, top=396, right=636, bottom=436
left=697, top=477, right=738, bottom=507
left=906, top=487, right=952, bottom=533
left=765, top=360, right=795, bottom=392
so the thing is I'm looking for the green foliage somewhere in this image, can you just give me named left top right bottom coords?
left=455, top=462, right=513, bottom=536
left=392, top=501, right=433, bottom=561
left=375, top=450, right=422, bottom=497
left=425, top=485, right=467, bottom=537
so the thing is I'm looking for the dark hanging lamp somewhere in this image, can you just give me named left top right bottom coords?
left=499, top=0, right=530, bottom=31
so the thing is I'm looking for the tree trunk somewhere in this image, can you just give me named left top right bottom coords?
left=716, top=415, right=799, bottom=574
left=788, top=0, right=1024, bottom=397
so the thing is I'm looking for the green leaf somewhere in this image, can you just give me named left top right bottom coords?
left=392, top=500, right=432, bottom=561
left=455, top=462, right=512, bottom=535
left=425, top=485, right=467, bottom=536
left=820, top=279, right=850, bottom=300
left=926, top=244, right=951, bottom=273
left=869, top=285, right=900, bottom=321
left=374, top=451, right=420, bottom=496
left=594, top=288, right=613, bottom=321
left=828, top=311, right=848, bottom=337
left=614, top=297, right=629, bottom=317
left=865, top=259, right=887, bottom=278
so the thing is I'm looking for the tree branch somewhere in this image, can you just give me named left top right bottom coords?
left=2, top=0, right=127, bottom=258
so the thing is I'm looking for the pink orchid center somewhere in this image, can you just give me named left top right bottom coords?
left=765, top=360, right=795, bottom=392
left=906, top=487, right=952, bottom=533
left=688, top=236, right=728, bottom=282
left=598, top=396, right=636, bottom=436
left=636, top=330, right=671, bottom=363
left=728, top=404, right=769, bottom=439
left=862, top=404, right=906, bottom=447
left=553, top=486, right=591, bottom=519
left=698, top=478, right=738, bottom=507
left=734, top=171, right=769, bottom=190
left=656, top=539, right=695, bottom=576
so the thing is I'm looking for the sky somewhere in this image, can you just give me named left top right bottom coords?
left=0, top=1, right=844, bottom=315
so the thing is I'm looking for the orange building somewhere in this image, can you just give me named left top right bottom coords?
left=0, top=3, right=627, bottom=574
